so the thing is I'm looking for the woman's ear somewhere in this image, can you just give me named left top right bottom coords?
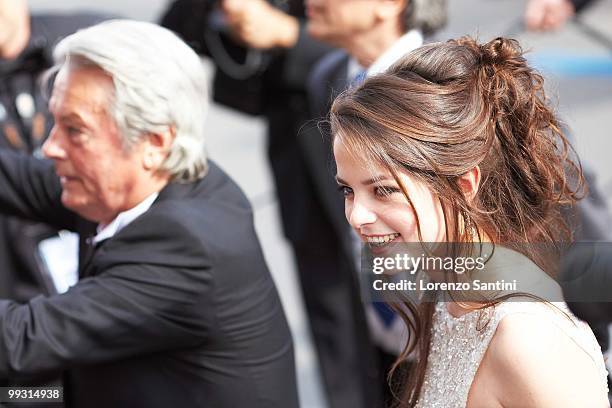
left=457, top=166, right=481, bottom=202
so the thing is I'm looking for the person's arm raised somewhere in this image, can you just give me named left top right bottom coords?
left=524, top=0, right=576, bottom=31
left=0, top=212, right=213, bottom=376
left=221, top=0, right=299, bottom=49
left=0, top=149, right=77, bottom=231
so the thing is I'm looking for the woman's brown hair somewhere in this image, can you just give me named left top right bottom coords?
left=329, top=36, right=584, bottom=406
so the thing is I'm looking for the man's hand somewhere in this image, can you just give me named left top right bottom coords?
left=524, top=0, right=576, bottom=31
left=221, top=0, right=299, bottom=49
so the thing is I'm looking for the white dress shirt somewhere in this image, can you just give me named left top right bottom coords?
left=93, top=192, right=159, bottom=244
left=39, top=192, right=159, bottom=294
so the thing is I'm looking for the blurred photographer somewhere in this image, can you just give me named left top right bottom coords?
left=0, top=0, right=106, bottom=302
left=0, top=0, right=108, bottom=400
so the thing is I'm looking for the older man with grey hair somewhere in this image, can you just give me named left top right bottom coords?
left=291, top=1, right=447, bottom=407
left=0, top=20, right=298, bottom=408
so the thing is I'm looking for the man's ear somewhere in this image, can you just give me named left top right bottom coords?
left=375, top=0, right=408, bottom=22
left=142, top=126, right=175, bottom=171
left=457, top=166, right=481, bottom=202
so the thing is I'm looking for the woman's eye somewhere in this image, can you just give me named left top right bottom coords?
left=375, top=186, right=401, bottom=197
left=338, top=185, right=353, bottom=197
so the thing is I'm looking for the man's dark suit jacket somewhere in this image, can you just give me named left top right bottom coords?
left=0, top=150, right=299, bottom=408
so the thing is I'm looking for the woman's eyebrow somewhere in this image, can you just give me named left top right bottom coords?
left=362, top=176, right=392, bottom=185
left=335, top=176, right=348, bottom=185
left=335, top=175, right=393, bottom=186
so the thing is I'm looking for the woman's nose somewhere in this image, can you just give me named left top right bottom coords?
left=348, top=200, right=377, bottom=229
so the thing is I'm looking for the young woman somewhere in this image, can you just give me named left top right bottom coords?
left=330, top=37, right=609, bottom=407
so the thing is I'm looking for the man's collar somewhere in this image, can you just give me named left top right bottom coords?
left=93, top=192, right=159, bottom=244
left=348, top=29, right=424, bottom=80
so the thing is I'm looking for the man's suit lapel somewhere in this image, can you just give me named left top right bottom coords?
left=77, top=219, right=98, bottom=279
left=79, top=238, right=112, bottom=279
left=76, top=179, right=194, bottom=280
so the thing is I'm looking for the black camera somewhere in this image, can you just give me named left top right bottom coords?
left=160, top=0, right=220, bottom=56
left=160, top=0, right=273, bottom=115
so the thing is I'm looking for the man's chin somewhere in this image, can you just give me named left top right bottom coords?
left=61, top=194, right=87, bottom=216
left=61, top=195, right=111, bottom=224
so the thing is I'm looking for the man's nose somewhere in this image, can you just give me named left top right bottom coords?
left=348, top=200, right=377, bottom=229
left=41, top=127, right=67, bottom=160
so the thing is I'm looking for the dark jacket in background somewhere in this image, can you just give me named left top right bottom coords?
left=572, top=0, right=596, bottom=12
left=254, top=4, right=387, bottom=406
left=562, top=243, right=612, bottom=324
left=253, top=4, right=384, bottom=407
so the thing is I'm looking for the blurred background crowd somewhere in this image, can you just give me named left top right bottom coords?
left=2, top=0, right=612, bottom=406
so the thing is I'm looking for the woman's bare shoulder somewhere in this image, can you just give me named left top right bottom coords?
left=471, top=310, right=609, bottom=407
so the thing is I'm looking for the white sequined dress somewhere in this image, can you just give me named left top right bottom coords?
left=415, top=301, right=609, bottom=407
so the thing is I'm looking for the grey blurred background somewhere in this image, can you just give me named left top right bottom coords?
left=26, top=0, right=612, bottom=406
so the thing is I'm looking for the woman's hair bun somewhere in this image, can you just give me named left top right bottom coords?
left=450, top=36, right=524, bottom=70
left=478, top=37, right=522, bottom=67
